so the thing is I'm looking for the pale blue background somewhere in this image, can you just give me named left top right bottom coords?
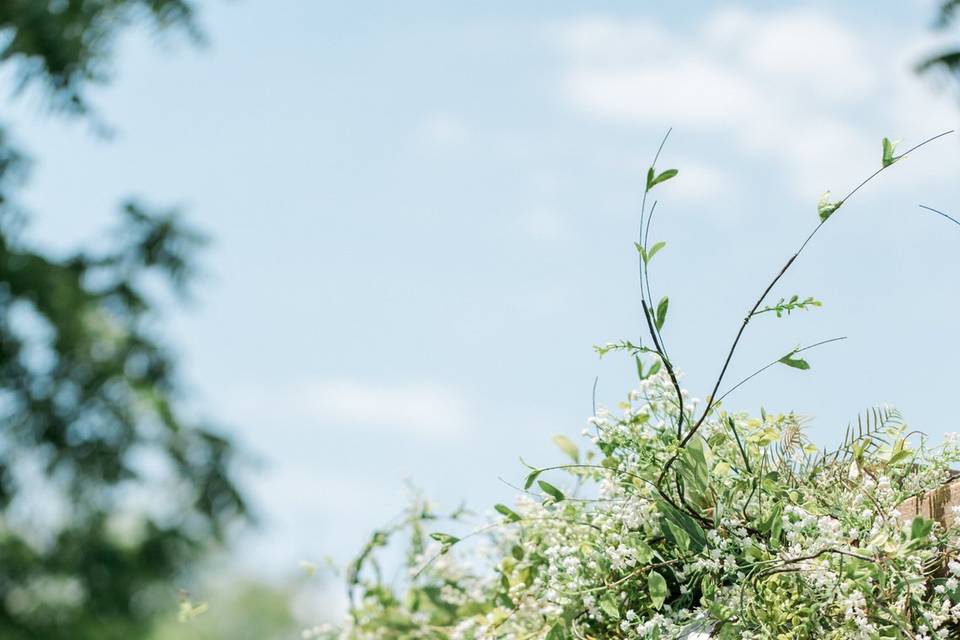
left=4, top=1, right=960, bottom=598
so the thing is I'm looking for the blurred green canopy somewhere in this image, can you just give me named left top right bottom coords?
left=0, top=2, right=249, bottom=639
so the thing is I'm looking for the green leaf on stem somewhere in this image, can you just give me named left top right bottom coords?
left=655, top=296, right=669, bottom=331
left=648, top=570, right=669, bottom=610
left=537, top=480, right=565, bottom=503
left=778, top=350, right=810, bottom=370
left=494, top=504, right=522, bottom=522
left=882, top=137, right=901, bottom=168
left=818, top=191, right=841, bottom=222
left=647, top=168, right=679, bottom=191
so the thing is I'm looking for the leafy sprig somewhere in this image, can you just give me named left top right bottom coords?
left=754, top=294, right=822, bottom=318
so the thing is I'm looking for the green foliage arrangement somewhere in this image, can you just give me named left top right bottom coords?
left=311, top=131, right=960, bottom=639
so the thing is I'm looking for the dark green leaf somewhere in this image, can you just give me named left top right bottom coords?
left=778, top=351, right=810, bottom=370
left=430, top=532, right=460, bottom=546
left=494, top=504, right=522, bottom=522
left=657, top=500, right=706, bottom=552
left=523, top=469, right=542, bottom=491
left=647, top=168, right=679, bottom=191
left=537, top=480, right=565, bottom=503
left=655, top=296, right=669, bottom=331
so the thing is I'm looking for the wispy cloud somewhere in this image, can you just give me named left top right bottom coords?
left=225, top=378, right=473, bottom=440
left=290, top=378, right=472, bottom=437
left=551, top=8, right=958, bottom=198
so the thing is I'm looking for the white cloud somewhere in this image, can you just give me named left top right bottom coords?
left=658, top=160, right=736, bottom=205
left=225, top=378, right=472, bottom=440
left=552, top=8, right=958, bottom=198
left=565, top=60, right=762, bottom=127
left=290, top=378, right=471, bottom=437
left=555, top=16, right=670, bottom=63
left=705, top=8, right=876, bottom=102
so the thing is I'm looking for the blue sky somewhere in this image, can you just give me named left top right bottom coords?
left=5, top=0, right=960, bottom=605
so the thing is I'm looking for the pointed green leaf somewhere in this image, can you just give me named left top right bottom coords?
left=655, top=296, right=669, bottom=330
left=662, top=518, right=690, bottom=551
left=646, top=359, right=661, bottom=378
left=769, top=507, right=783, bottom=549
left=523, top=469, right=542, bottom=491
left=648, top=570, right=669, bottom=610
left=657, top=500, right=706, bottom=552
left=494, top=504, right=522, bottom=522
left=882, top=137, right=900, bottom=168
left=552, top=435, right=580, bottom=463
left=644, top=241, right=666, bottom=264
left=430, top=532, right=460, bottom=546
left=678, top=437, right=711, bottom=508
left=537, top=480, right=565, bottom=502
left=546, top=623, right=565, bottom=640
left=778, top=351, right=810, bottom=370
left=647, top=168, right=678, bottom=191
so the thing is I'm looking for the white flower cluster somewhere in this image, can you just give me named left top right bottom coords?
left=318, top=371, right=960, bottom=640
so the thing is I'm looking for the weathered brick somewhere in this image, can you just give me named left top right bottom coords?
left=897, top=478, right=960, bottom=528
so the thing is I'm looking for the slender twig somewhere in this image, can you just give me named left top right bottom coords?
left=656, top=129, right=953, bottom=487
left=636, top=129, right=686, bottom=438
left=726, top=416, right=751, bottom=474
left=639, top=130, right=672, bottom=354
left=643, top=201, right=669, bottom=354
left=642, top=299, right=685, bottom=439
left=714, top=336, right=848, bottom=405
left=918, top=204, right=960, bottom=227
left=755, top=547, right=876, bottom=580
left=638, top=129, right=672, bottom=294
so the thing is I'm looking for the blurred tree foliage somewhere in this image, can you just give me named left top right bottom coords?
left=0, top=0, right=200, bottom=114
left=0, top=2, right=249, bottom=639
left=148, top=579, right=301, bottom=640
left=919, top=1, right=960, bottom=83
